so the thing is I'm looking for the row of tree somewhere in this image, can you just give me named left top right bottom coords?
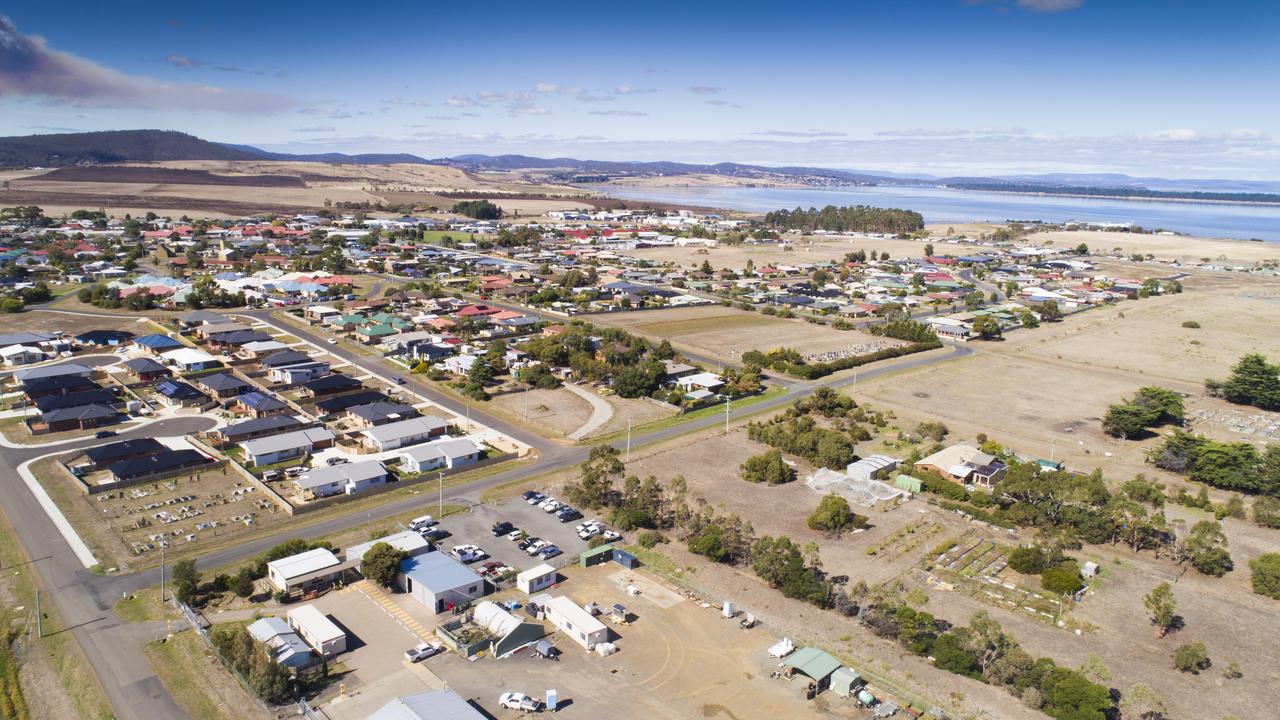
left=763, top=205, right=924, bottom=234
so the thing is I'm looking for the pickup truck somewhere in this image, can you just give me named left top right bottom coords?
left=404, top=641, right=442, bottom=662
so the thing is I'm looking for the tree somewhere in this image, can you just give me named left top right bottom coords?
left=1254, top=496, right=1280, bottom=528
left=567, top=444, right=624, bottom=508
left=1185, top=520, right=1232, bottom=576
left=1172, top=641, right=1211, bottom=673
left=1102, top=404, right=1150, bottom=439
left=1143, top=582, right=1176, bottom=637
left=923, top=243, right=935, bottom=257
left=1007, top=546, right=1049, bottom=574
left=1249, top=553, right=1280, bottom=599
left=233, top=567, right=255, bottom=598
left=1220, top=353, right=1280, bottom=411
left=740, top=449, right=796, bottom=485
left=1038, top=667, right=1112, bottom=720
left=361, top=542, right=408, bottom=587
left=807, top=494, right=866, bottom=534
left=172, top=558, right=200, bottom=606
left=450, top=199, right=502, bottom=220
left=1036, top=300, right=1062, bottom=322
left=971, top=315, right=1001, bottom=339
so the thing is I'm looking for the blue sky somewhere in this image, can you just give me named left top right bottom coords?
left=2, top=0, right=1278, bottom=179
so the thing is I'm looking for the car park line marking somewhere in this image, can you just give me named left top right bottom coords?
left=352, top=579, right=435, bottom=643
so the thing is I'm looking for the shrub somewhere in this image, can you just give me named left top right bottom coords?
left=1040, top=560, right=1084, bottom=595
left=1172, top=641, right=1211, bottom=673
left=1249, top=553, right=1280, bottom=599
left=1008, top=546, right=1049, bottom=575
left=636, top=530, right=666, bottom=549
left=807, top=494, right=867, bottom=534
left=360, top=542, right=409, bottom=587
left=740, top=449, right=797, bottom=485
left=1181, top=320, right=1200, bottom=329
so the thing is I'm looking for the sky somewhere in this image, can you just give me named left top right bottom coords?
left=1, top=0, right=1278, bottom=180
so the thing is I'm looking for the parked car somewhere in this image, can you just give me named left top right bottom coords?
left=262, top=470, right=281, bottom=481
left=556, top=507, right=582, bottom=523
left=524, top=492, right=546, bottom=505
left=94, top=430, right=117, bottom=439
left=404, top=641, right=443, bottom=662
left=540, top=500, right=562, bottom=513
left=498, top=693, right=543, bottom=713
left=507, top=530, right=523, bottom=542
left=537, top=496, right=558, bottom=510
left=421, top=528, right=451, bottom=542
left=480, top=561, right=514, bottom=578
left=326, top=456, right=349, bottom=466
left=395, top=377, right=407, bottom=385
left=491, top=521, right=514, bottom=537
left=517, top=536, right=540, bottom=551
left=601, top=530, right=622, bottom=542
left=537, top=545, right=562, bottom=560
left=327, top=338, right=338, bottom=345
left=577, top=524, right=601, bottom=540
left=451, top=544, right=487, bottom=563
left=409, top=515, right=436, bottom=531
left=524, top=540, right=548, bottom=556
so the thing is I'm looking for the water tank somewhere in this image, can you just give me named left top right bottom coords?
left=722, top=600, right=735, bottom=618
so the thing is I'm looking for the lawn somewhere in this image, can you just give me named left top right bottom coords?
left=144, top=630, right=262, bottom=720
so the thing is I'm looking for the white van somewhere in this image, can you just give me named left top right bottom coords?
left=409, top=515, right=436, bottom=531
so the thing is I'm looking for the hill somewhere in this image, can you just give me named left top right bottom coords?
left=0, top=130, right=263, bottom=167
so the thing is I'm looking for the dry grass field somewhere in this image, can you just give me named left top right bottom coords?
left=594, top=305, right=888, bottom=363
left=1029, top=228, right=1280, bottom=265
left=488, top=386, right=593, bottom=438
left=623, top=235, right=933, bottom=270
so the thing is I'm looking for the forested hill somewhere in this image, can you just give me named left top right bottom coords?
left=764, top=205, right=925, bottom=234
left=0, top=130, right=263, bottom=166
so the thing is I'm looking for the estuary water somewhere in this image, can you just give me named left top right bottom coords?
left=592, top=184, right=1280, bottom=242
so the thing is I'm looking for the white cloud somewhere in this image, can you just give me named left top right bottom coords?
left=589, top=109, right=648, bottom=117
left=1015, top=0, right=1083, bottom=12
left=615, top=84, right=658, bottom=95
left=752, top=129, right=847, bottom=138
left=294, top=125, right=334, bottom=133
left=705, top=99, right=743, bottom=109
left=689, top=85, right=724, bottom=95
left=0, top=16, right=296, bottom=111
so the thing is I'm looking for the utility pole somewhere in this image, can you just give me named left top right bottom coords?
left=625, top=418, right=632, bottom=463
left=35, top=589, right=41, bottom=638
left=724, top=398, right=731, bottom=434
left=160, top=543, right=166, bottom=605
left=523, top=386, right=529, bottom=421
left=438, top=470, right=444, bottom=516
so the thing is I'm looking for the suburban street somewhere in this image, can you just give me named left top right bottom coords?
left=0, top=305, right=973, bottom=719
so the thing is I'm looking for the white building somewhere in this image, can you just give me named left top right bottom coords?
left=0, top=345, right=45, bottom=366
left=398, top=437, right=485, bottom=473
left=346, top=530, right=432, bottom=564
left=266, top=548, right=341, bottom=592
left=535, top=594, right=609, bottom=650
left=362, top=415, right=448, bottom=451
left=399, top=552, right=485, bottom=614
left=293, top=460, right=388, bottom=499
left=516, top=564, right=557, bottom=595
left=287, top=604, right=347, bottom=656
left=161, top=347, right=220, bottom=372
left=845, top=455, right=899, bottom=483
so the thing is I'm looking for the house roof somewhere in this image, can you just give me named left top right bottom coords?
left=83, top=438, right=165, bottom=464
left=219, top=414, right=302, bottom=438
left=21, top=374, right=96, bottom=393
left=267, top=548, right=340, bottom=580
left=399, top=552, right=483, bottom=594
left=303, top=374, right=362, bottom=393
left=14, top=362, right=93, bottom=382
left=155, top=380, right=206, bottom=400
left=314, top=390, right=388, bottom=414
left=347, top=401, right=416, bottom=423
left=287, top=604, right=344, bottom=644
left=295, top=460, right=386, bottom=490
left=261, top=349, right=312, bottom=367
left=108, top=449, right=208, bottom=479
left=346, top=530, right=430, bottom=560
left=41, top=403, right=118, bottom=423
left=35, top=388, right=117, bottom=412
left=133, top=333, right=184, bottom=350
left=196, top=373, right=250, bottom=392
left=242, top=427, right=334, bottom=456
left=161, top=348, right=217, bottom=365
left=238, top=391, right=287, bottom=412
left=367, top=690, right=487, bottom=720
left=121, top=357, right=167, bottom=374
left=364, top=416, right=448, bottom=446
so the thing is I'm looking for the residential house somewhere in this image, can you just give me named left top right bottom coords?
left=287, top=605, right=346, bottom=657
left=293, top=460, right=388, bottom=499
left=301, top=374, right=363, bottom=399
left=241, top=427, right=335, bottom=467
left=107, top=449, right=210, bottom=483
left=235, top=391, right=290, bottom=418
left=120, top=357, right=170, bottom=383
left=269, top=361, right=330, bottom=385
left=208, top=415, right=304, bottom=447
left=20, top=374, right=97, bottom=399
left=82, top=438, right=166, bottom=471
left=266, top=548, right=344, bottom=593
left=160, top=348, right=220, bottom=372
left=154, top=379, right=208, bottom=407
left=914, top=443, right=1008, bottom=487
left=1, top=345, right=46, bottom=365
left=193, top=372, right=251, bottom=399
left=246, top=617, right=314, bottom=669
left=343, top=401, right=417, bottom=428
left=397, top=438, right=485, bottom=473
left=361, top=415, right=448, bottom=451
left=133, top=333, right=184, bottom=354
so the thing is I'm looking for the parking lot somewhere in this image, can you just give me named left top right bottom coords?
left=428, top=494, right=614, bottom=575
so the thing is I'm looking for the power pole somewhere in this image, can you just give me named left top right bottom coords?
left=35, top=589, right=41, bottom=638
left=625, top=418, right=632, bottom=463
left=523, top=386, right=529, bottom=421
left=160, top=543, right=166, bottom=605
left=724, top=398, right=731, bottom=434
left=438, top=470, right=444, bottom=516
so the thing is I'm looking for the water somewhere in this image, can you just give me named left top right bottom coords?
left=591, top=184, right=1280, bottom=242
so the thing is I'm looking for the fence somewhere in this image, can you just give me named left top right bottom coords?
left=171, top=596, right=291, bottom=719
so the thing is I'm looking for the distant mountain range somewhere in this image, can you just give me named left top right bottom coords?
left=2, top=129, right=1277, bottom=203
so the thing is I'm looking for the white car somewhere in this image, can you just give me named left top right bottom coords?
left=541, top=500, right=562, bottom=513
left=537, top=497, right=559, bottom=510
left=450, top=544, right=487, bottom=563
left=601, top=530, right=622, bottom=542
left=327, top=338, right=338, bottom=344
left=507, top=530, right=523, bottom=541
left=498, top=693, right=543, bottom=713
left=524, top=540, right=548, bottom=556
left=577, top=524, right=602, bottom=540
left=404, top=641, right=442, bottom=662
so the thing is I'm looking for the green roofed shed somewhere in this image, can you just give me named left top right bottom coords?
left=579, top=544, right=615, bottom=568
left=782, top=647, right=843, bottom=690
left=831, top=666, right=864, bottom=697
left=894, top=474, right=922, bottom=493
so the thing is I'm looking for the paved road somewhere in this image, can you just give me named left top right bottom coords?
left=1, top=306, right=971, bottom=719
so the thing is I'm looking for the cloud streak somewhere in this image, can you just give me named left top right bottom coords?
left=589, top=109, right=648, bottom=117
left=0, top=16, right=296, bottom=111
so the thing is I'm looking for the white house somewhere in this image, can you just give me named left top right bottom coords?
left=241, top=427, right=335, bottom=467
left=362, top=415, right=448, bottom=451
left=535, top=594, right=608, bottom=650
left=287, top=604, right=347, bottom=656
left=846, top=455, right=900, bottom=483
left=0, top=345, right=45, bottom=366
left=675, top=372, right=725, bottom=393
left=516, top=564, right=557, bottom=595
left=399, top=552, right=485, bottom=614
left=247, top=617, right=313, bottom=669
left=161, top=347, right=220, bottom=372
left=398, top=437, right=485, bottom=473
left=266, top=548, right=342, bottom=592
left=293, top=460, right=387, bottom=498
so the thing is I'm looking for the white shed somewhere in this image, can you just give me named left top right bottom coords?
left=516, top=564, right=557, bottom=595
left=537, top=594, right=608, bottom=650
left=287, top=604, right=347, bottom=656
